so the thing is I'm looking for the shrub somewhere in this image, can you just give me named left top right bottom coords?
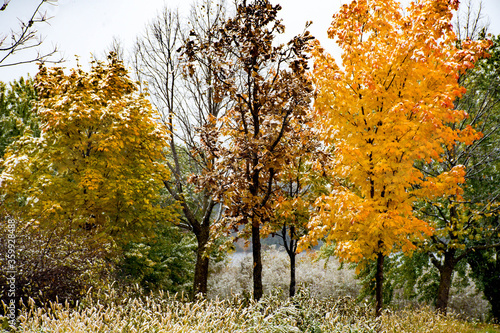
left=0, top=216, right=108, bottom=313
left=115, top=224, right=196, bottom=294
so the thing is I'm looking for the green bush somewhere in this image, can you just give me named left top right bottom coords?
left=116, top=223, right=196, bottom=294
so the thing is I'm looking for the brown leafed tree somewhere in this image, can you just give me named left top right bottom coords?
left=183, top=0, right=314, bottom=300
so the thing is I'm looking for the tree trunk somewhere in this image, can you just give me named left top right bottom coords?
left=435, top=250, right=456, bottom=314
left=289, top=249, right=296, bottom=297
left=468, top=249, right=500, bottom=323
left=193, top=226, right=210, bottom=297
left=375, top=252, right=384, bottom=317
left=252, top=223, right=263, bottom=301
left=487, top=284, right=500, bottom=323
left=282, top=225, right=297, bottom=298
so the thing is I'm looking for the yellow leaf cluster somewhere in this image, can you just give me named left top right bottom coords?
left=0, top=55, right=175, bottom=244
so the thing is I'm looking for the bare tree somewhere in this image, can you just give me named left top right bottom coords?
left=102, top=36, right=127, bottom=62
left=0, top=0, right=62, bottom=68
left=133, top=0, right=229, bottom=297
left=454, top=0, right=490, bottom=42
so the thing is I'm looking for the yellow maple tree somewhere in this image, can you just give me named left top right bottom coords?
left=0, top=54, right=174, bottom=248
left=301, top=0, right=490, bottom=315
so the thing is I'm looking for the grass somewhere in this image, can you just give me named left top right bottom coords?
left=472, top=324, right=500, bottom=333
left=1, top=248, right=496, bottom=332
left=0, top=288, right=496, bottom=333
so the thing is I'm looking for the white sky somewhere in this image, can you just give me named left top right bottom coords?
left=1, top=0, right=499, bottom=83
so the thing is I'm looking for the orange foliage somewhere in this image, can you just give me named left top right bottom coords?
left=300, top=0, right=491, bottom=264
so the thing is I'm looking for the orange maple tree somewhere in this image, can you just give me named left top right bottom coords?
left=301, top=0, right=490, bottom=315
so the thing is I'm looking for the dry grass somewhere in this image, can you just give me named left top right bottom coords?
left=208, top=246, right=359, bottom=300
left=2, top=248, right=496, bottom=332
left=2, top=288, right=493, bottom=333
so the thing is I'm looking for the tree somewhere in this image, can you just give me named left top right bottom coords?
left=465, top=34, right=500, bottom=322
left=0, top=0, right=61, bottom=68
left=266, top=133, right=328, bottom=297
left=184, top=0, right=313, bottom=300
left=416, top=31, right=500, bottom=313
left=0, top=77, right=39, bottom=159
left=303, top=0, right=490, bottom=316
left=133, top=1, right=229, bottom=296
left=0, top=54, right=175, bottom=252
left=360, top=5, right=500, bottom=316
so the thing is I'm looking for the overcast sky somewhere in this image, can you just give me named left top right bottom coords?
left=1, top=0, right=499, bottom=83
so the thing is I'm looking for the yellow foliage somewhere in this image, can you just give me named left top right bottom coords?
left=0, top=54, right=175, bottom=245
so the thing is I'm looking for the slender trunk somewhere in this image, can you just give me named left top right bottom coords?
left=375, top=252, right=384, bottom=317
left=252, top=223, right=263, bottom=300
left=284, top=226, right=297, bottom=298
left=435, top=250, right=456, bottom=314
left=193, top=226, right=210, bottom=297
left=289, top=250, right=296, bottom=297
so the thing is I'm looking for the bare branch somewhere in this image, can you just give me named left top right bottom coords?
left=0, top=0, right=62, bottom=68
